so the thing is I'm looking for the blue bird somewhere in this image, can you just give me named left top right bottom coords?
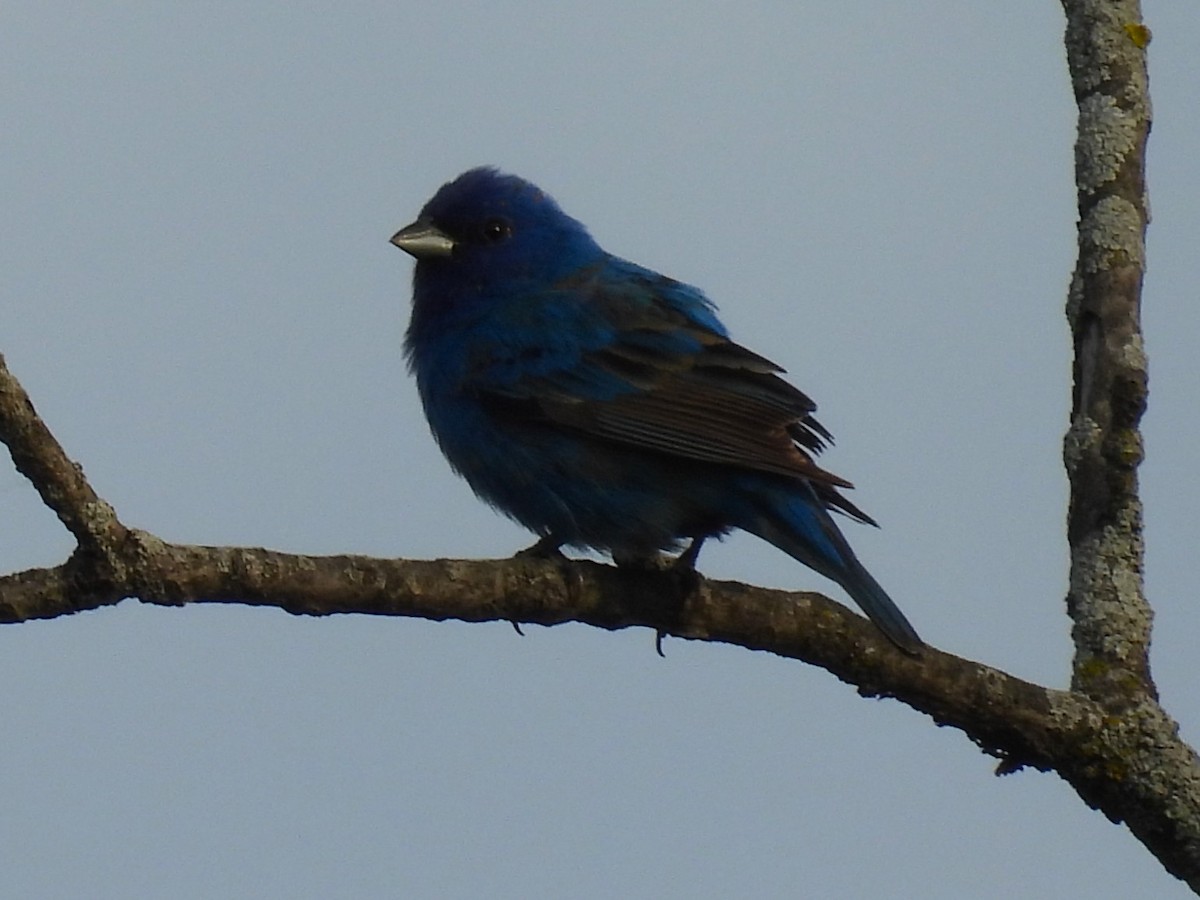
left=391, top=168, right=922, bottom=653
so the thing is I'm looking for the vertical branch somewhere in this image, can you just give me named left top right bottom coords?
left=1059, top=1, right=1153, bottom=699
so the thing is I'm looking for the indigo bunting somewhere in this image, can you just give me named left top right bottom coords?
left=392, top=168, right=921, bottom=653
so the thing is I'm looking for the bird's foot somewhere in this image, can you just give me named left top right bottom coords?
left=514, top=535, right=567, bottom=561
left=611, top=544, right=708, bottom=658
left=511, top=536, right=574, bottom=634
left=672, top=537, right=706, bottom=573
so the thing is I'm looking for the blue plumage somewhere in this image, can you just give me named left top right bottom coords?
left=392, top=167, right=921, bottom=652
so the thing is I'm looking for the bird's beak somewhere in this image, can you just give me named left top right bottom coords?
left=390, top=220, right=455, bottom=259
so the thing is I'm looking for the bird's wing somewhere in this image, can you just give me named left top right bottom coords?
left=475, top=262, right=876, bottom=524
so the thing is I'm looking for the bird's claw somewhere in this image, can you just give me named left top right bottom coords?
left=672, top=537, right=705, bottom=572
left=515, top=535, right=567, bottom=561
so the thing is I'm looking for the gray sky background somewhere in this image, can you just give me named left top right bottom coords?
left=3, top=3, right=1197, bottom=898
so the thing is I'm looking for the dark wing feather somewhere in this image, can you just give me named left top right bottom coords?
left=475, top=262, right=874, bottom=524
left=540, top=334, right=854, bottom=491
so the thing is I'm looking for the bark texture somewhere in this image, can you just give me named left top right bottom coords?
left=3, top=1, right=1198, bottom=890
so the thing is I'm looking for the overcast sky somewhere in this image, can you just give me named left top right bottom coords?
left=3, top=3, right=1198, bottom=898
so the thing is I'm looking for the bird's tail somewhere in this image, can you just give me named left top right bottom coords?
left=833, top=554, right=923, bottom=655
left=742, top=486, right=923, bottom=655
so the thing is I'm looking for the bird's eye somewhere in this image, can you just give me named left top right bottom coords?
left=482, top=218, right=512, bottom=243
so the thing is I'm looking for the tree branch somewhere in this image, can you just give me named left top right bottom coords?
left=1055, top=0, right=1200, bottom=887
left=1061, top=0, right=1152, bottom=693
left=0, top=353, right=128, bottom=556
left=2, top=4, right=1199, bottom=889
left=3, top=345, right=1200, bottom=888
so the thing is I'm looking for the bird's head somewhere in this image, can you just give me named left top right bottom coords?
left=392, top=168, right=603, bottom=301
